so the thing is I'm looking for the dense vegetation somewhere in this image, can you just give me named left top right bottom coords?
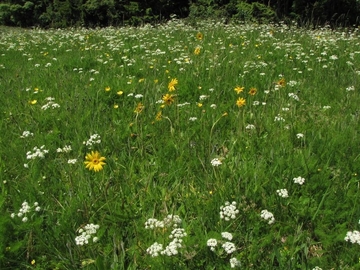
left=0, top=18, right=360, bottom=269
left=0, top=0, right=359, bottom=28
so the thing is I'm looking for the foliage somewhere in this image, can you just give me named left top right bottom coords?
left=0, top=20, right=360, bottom=269
left=0, top=0, right=359, bottom=28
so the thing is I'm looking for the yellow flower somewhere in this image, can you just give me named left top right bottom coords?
left=155, top=111, right=162, bottom=121
left=29, top=100, right=37, bottom=105
left=117, top=91, right=123, bottom=95
left=277, top=78, right=286, bottom=87
left=105, top=86, right=111, bottom=92
left=162, top=93, right=174, bottom=105
left=154, top=79, right=158, bottom=84
left=236, top=97, right=246, bottom=108
left=168, top=78, right=178, bottom=92
left=248, top=87, right=257, bottom=96
left=194, top=47, right=201, bottom=55
left=113, top=104, right=119, bottom=109
left=31, top=259, right=36, bottom=265
left=197, top=103, right=203, bottom=108
left=234, top=86, right=244, bottom=94
left=196, top=32, right=203, bottom=40
left=138, top=78, right=145, bottom=83
left=84, top=151, right=106, bottom=172
left=134, top=102, right=144, bottom=113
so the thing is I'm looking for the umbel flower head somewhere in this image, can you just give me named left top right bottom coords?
left=84, top=151, right=106, bottom=172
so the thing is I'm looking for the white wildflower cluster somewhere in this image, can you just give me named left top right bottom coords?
left=346, top=85, right=355, bottom=91
left=20, top=130, right=33, bottom=138
left=276, top=189, right=289, bottom=198
left=83, top=134, right=101, bottom=148
left=288, top=93, right=300, bottom=101
left=26, top=145, right=49, bottom=159
left=274, top=114, right=285, bottom=122
left=207, top=232, right=240, bottom=268
left=75, top=223, right=100, bottom=246
left=296, top=133, right=304, bottom=139
left=67, top=159, right=77, bottom=164
left=220, top=201, right=239, bottom=221
left=312, top=267, right=322, bottom=270
left=189, top=117, right=197, bottom=121
left=211, top=158, right=222, bottom=167
left=230, top=257, right=241, bottom=268
left=245, top=124, right=256, bottom=130
left=260, top=209, right=275, bottom=224
left=41, top=97, right=60, bottom=110
left=56, top=145, right=72, bottom=153
left=344, top=230, right=360, bottom=245
left=11, top=201, right=41, bottom=223
left=287, top=80, right=298, bottom=87
left=145, top=214, right=186, bottom=257
left=293, top=176, right=305, bottom=185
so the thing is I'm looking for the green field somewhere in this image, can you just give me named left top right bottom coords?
left=0, top=20, right=360, bottom=269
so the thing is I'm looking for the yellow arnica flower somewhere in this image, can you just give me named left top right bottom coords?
left=155, top=111, right=162, bottom=121
left=84, top=151, right=106, bottom=172
left=196, top=32, right=203, bottom=40
left=194, top=47, right=201, bottom=55
left=236, top=97, right=246, bottom=108
left=234, top=86, right=244, bottom=94
left=168, top=78, right=178, bottom=91
left=105, top=86, right=111, bottom=92
left=162, top=93, right=174, bottom=105
left=134, top=102, right=144, bottom=113
left=248, top=87, right=257, bottom=95
left=277, top=78, right=286, bottom=87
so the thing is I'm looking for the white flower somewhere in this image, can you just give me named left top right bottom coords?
left=68, top=159, right=77, bottom=164
left=189, top=117, right=197, bottom=121
left=211, top=158, right=222, bottom=167
left=146, top=242, right=163, bottom=257
left=145, top=218, right=164, bottom=229
left=344, top=230, right=360, bottom=244
left=312, top=267, right=322, bottom=270
left=22, top=217, right=28, bottom=222
left=293, top=176, right=305, bottom=185
left=221, top=232, right=233, bottom=241
left=230, top=257, right=241, bottom=268
left=296, top=133, right=304, bottom=139
left=135, top=94, right=143, bottom=99
left=222, top=242, right=236, bottom=254
left=276, top=189, right=289, bottom=198
left=260, top=210, right=275, bottom=224
left=245, top=124, right=255, bottom=130
left=274, top=115, right=285, bottom=122
left=207, top=238, right=218, bottom=251
left=210, top=104, right=217, bottom=109
left=346, top=86, right=355, bottom=92
left=220, top=201, right=239, bottom=221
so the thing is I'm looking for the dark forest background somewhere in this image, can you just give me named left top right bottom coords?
left=0, top=0, right=359, bottom=28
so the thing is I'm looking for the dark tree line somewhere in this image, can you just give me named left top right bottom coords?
left=0, top=0, right=359, bottom=28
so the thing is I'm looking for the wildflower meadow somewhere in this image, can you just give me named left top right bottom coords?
left=1, top=19, right=360, bottom=269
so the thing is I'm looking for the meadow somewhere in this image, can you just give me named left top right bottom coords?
left=0, top=19, right=360, bottom=269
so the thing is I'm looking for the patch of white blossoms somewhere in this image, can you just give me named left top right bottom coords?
left=20, top=130, right=34, bottom=138
left=211, top=158, right=222, bottom=167
left=146, top=214, right=186, bottom=257
left=75, top=223, right=100, bottom=246
left=83, top=134, right=101, bottom=148
left=26, top=145, right=49, bottom=159
left=220, top=201, right=239, bottom=221
left=293, top=176, right=305, bottom=185
left=11, top=201, right=41, bottom=223
left=41, top=97, right=60, bottom=110
left=276, top=188, right=289, bottom=198
left=260, top=209, right=275, bottom=224
left=56, top=145, right=72, bottom=153
left=344, top=230, right=360, bottom=245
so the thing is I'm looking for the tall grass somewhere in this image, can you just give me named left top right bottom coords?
left=0, top=20, right=359, bottom=269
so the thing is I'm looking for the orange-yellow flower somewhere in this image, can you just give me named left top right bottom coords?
left=248, top=87, right=257, bottom=96
left=277, top=78, right=286, bottom=87
left=84, top=151, right=106, bottom=172
left=236, top=97, right=246, bottom=108
left=162, top=93, right=174, bottom=105
left=234, top=86, right=244, bottom=94
left=196, top=32, right=203, bottom=40
left=194, top=47, right=201, bottom=55
left=168, top=78, right=178, bottom=92
left=134, top=102, right=144, bottom=113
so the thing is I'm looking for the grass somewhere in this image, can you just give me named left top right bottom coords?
left=0, top=19, right=360, bottom=269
